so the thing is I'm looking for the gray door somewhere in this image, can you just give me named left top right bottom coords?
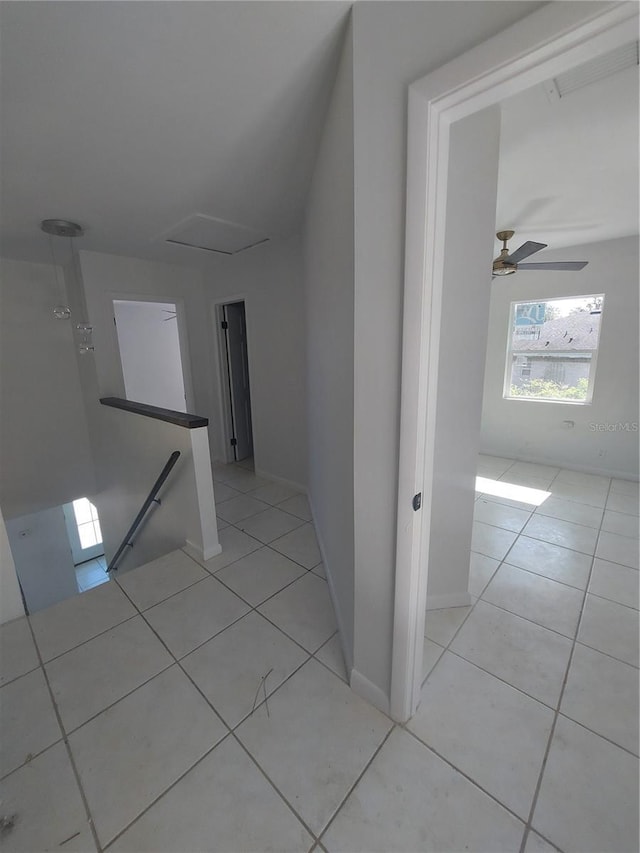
left=223, top=302, right=254, bottom=461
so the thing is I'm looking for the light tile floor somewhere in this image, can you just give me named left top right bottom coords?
left=75, top=556, right=109, bottom=593
left=0, top=457, right=637, bottom=852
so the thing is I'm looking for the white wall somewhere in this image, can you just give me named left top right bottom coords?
left=203, top=236, right=308, bottom=488
left=113, top=299, right=187, bottom=412
left=426, top=107, right=501, bottom=605
left=304, top=15, right=355, bottom=670
left=79, top=250, right=211, bottom=422
left=0, top=505, right=25, bottom=624
left=93, top=405, right=218, bottom=572
left=80, top=246, right=306, bottom=489
left=349, top=1, right=542, bottom=702
left=0, top=258, right=95, bottom=519
left=6, top=505, right=78, bottom=613
left=481, top=235, right=640, bottom=478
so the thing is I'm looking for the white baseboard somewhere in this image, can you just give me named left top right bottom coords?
left=425, top=591, right=473, bottom=611
left=480, top=449, right=638, bottom=482
left=306, top=493, right=354, bottom=675
left=307, top=491, right=391, bottom=717
left=350, top=668, right=390, bottom=716
left=254, top=467, right=307, bottom=495
left=202, top=543, right=222, bottom=561
left=184, top=540, right=222, bottom=563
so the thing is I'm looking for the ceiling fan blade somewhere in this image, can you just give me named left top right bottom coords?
left=504, top=240, right=547, bottom=264
left=517, top=261, right=588, bottom=271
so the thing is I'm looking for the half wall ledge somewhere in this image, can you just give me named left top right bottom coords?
left=100, top=397, right=208, bottom=429
left=96, top=395, right=220, bottom=568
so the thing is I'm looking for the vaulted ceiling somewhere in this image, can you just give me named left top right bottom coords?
left=1, top=2, right=637, bottom=268
left=496, top=54, right=639, bottom=252
left=0, top=1, right=351, bottom=264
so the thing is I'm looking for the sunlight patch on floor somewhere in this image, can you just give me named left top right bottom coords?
left=475, top=476, right=551, bottom=507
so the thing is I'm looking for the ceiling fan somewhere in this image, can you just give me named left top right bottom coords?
left=492, top=230, right=588, bottom=277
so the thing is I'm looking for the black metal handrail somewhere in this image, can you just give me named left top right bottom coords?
left=107, top=450, right=181, bottom=573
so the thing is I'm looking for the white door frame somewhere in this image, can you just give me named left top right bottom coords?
left=390, top=1, right=638, bottom=722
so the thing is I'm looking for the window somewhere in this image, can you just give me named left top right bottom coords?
left=516, top=356, right=531, bottom=380
left=72, top=498, right=103, bottom=549
left=504, top=295, right=604, bottom=403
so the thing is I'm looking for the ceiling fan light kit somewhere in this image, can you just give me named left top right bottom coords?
left=492, top=230, right=588, bottom=277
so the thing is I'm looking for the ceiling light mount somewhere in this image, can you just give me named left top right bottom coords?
left=493, top=230, right=517, bottom=275
left=40, top=218, right=92, bottom=353
left=40, top=219, right=84, bottom=238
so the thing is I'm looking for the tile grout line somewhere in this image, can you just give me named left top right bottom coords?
left=427, top=584, right=578, bottom=719
left=440, top=644, right=640, bottom=760
left=100, top=730, right=236, bottom=851
left=228, top=480, right=624, bottom=849
left=183, top=515, right=321, bottom=577
left=517, top=474, right=614, bottom=853
left=22, top=615, right=103, bottom=853
left=45, top=561, right=345, bottom=687
left=101, top=655, right=324, bottom=849
left=428, top=468, right=637, bottom=832
left=123, top=519, right=351, bottom=844
left=53, top=660, right=176, bottom=741
left=228, top=730, right=321, bottom=845
left=496, top=558, right=595, bottom=594
left=443, top=644, right=560, bottom=712
left=432, top=464, right=636, bottom=849
left=471, top=595, right=582, bottom=643
left=0, top=737, right=65, bottom=785
left=15, top=460, right=631, bottom=849
left=178, top=549, right=334, bottom=663
left=315, top=725, right=397, bottom=849
left=475, top=522, right=597, bottom=558
left=109, top=571, right=338, bottom=846
left=0, top=661, right=43, bottom=691
left=468, top=572, right=639, bottom=669
left=400, top=724, right=529, bottom=831
left=215, top=481, right=310, bottom=524
left=30, top=608, right=139, bottom=669
left=102, top=579, right=243, bottom=846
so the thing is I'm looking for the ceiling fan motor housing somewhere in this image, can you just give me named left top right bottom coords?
left=493, top=232, right=517, bottom=274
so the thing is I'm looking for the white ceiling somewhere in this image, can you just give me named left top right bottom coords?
left=496, top=59, right=639, bottom=253
left=0, top=1, right=351, bottom=264
left=1, top=2, right=637, bottom=268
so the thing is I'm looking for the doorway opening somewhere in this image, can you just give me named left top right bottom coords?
left=391, top=4, right=636, bottom=722
left=218, top=301, right=254, bottom=465
left=113, top=298, right=192, bottom=412
left=63, top=498, right=104, bottom=564
left=62, top=497, right=108, bottom=593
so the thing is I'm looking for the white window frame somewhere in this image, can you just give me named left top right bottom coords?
left=63, top=498, right=104, bottom=564
left=503, top=295, right=605, bottom=405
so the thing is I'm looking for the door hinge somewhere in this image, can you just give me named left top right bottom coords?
left=230, top=438, right=237, bottom=446
left=221, top=321, right=228, bottom=329
left=412, top=492, right=422, bottom=511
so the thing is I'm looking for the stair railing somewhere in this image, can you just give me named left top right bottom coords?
left=107, top=450, right=181, bottom=573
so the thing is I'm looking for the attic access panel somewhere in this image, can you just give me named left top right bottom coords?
left=161, top=214, right=269, bottom=255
